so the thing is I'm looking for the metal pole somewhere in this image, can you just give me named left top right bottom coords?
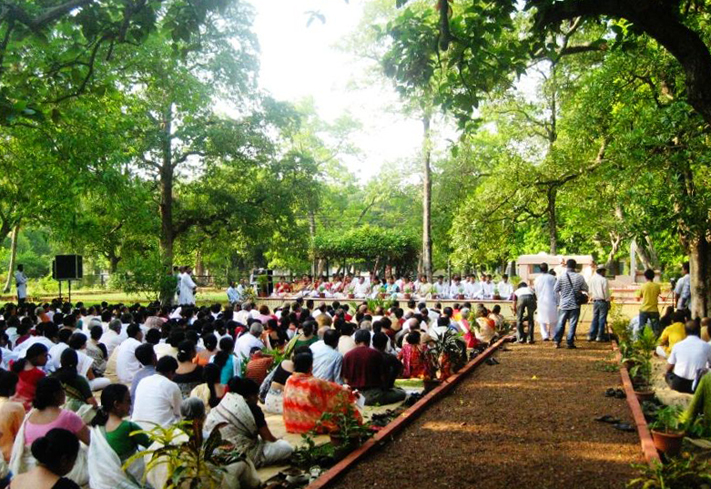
left=68, top=280, right=71, bottom=304
left=58, top=281, right=62, bottom=301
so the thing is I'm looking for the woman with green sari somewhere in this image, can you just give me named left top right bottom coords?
left=52, top=349, right=97, bottom=423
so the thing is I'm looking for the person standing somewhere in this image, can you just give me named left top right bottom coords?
left=587, top=267, right=611, bottom=342
left=15, top=264, right=28, bottom=305
left=636, top=269, right=662, bottom=336
left=553, top=259, right=588, bottom=349
left=674, top=262, right=691, bottom=311
left=227, top=281, right=239, bottom=306
left=534, top=263, right=558, bottom=341
left=514, top=282, right=536, bottom=344
left=179, top=266, right=197, bottom=306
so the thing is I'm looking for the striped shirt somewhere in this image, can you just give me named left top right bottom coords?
left=554, top=271, right=588, bottom=311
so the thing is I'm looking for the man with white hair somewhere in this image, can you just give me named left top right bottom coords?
left=101, top=318, right=125, bottom=357
left=236, top=321, right=265, bottom=366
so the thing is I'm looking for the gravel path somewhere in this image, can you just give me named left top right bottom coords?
left=329, top=340, right=643, bottom=489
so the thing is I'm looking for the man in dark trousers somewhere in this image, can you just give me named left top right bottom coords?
left=514, top=282, right=536, bottom=344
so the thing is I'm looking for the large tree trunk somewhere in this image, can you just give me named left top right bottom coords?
left=689, top=237, right=711, bottom=318
left=107, top=253, right=121, bottom=274
left=422, top=115, right=433, bottom=281
left=604, top=232, right=622, bottom=271
left=2, top=222, right=20, bottom=293
left=159, top=102, right=175, bottom=305
left=308, top=210, right=317, bottom=277
left=547, top=187, right=558, bottom=254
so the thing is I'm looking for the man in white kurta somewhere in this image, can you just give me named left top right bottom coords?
left=534, top=264, right=558, bottom=341
left=354, top=277, right=371, bottom=299
left=497, top=275, right=514, bottom=300
left=434, top=276, right=449, bottom=298
left=15, top=265, right=28, bottom=304
left=179, top=267, right=197, bottom=305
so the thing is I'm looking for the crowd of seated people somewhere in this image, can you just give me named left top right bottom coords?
left=0, top=296, right=507, bottom=488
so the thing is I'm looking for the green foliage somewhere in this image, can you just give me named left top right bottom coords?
left=290, top=432, right=336, bottom=470
left=426, top=328, right=467, bottom=378
left=649, top=405, right=685, bottom=434
left=111, top=253, right=178, bottom=303
left=125, top=420, right=246, bottom=489
left=317, top=402, right=373, bottom=444
left=313, top=225, right=418, bottom=269
left=627, top=456, right=711, bottom=489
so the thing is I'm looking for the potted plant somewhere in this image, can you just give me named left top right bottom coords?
left=256, top=274, right=269, bottom=297
left=630, top=353, right=655, bottom=402
left=493, top=286, right=500, bottom=300
left=318, top=284, right=326, bottom=298
left=317, top=403, right=372, bottom=449
left=426, top=329, right=467, bottom=382
left=649, top=405, right=685, bottom=456
left=456, top=285, right=465, bottom=300
left=347, top=285, right=355, bottom=299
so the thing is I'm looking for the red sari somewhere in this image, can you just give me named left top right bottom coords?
left=13, top=367, right=45, bottom=411
left=398, top=344, right=431, bottom=379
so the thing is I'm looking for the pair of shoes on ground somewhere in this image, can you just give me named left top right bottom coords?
left=485, top=357, right=500, bottom=366
left=595, top=415, right=635, bottom=432
left=605, top=388, right=626, bottom=399
left=555, top=343, right=577, bottom=349
left=588, top=336, right=609, bottom=342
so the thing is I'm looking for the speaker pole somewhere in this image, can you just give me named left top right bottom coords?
left=68, top=280, right=72, bottom=304
left=58, top=281, right=62, bottom=301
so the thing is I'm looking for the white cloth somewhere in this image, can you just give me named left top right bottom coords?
left=668, top=336, right=711, bottom=381
left=514, top=286, right=534, bottom=298
left=449, top=281, right=465, bottom=298
left=534, top=273, right=558, bottom=326
left=497, top=281, right=514, bottom=299
left=48, top=342, right=70, bottom=373
left=235, top=333, right=264, bottom=367
left=101, top=330, right=125, bottom=358
left=179, top=273, right=197, bottom=305
left=433, top=281, right=449, bottom=297
left=14, top=336, right=55, bottom=358
left=131, top=374, right=182, bottom=428
left=116, top=337, right=143, bottom=384
left=481, top=282, right=495, bottom=299
left=88, top=426, right=144, bottom=489
left=14, top=271, right=28, bottom=299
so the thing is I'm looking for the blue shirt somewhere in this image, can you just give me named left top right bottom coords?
left=310, top=340, right=343, bottom=384
left=130, top=365, right=156, bottom=409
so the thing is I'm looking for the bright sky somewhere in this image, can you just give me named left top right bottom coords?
left=252, top=0, right=424, bottom=181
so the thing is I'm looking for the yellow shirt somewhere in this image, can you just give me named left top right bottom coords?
left=658, top=322, right=687, bottom=356
left=637, top=281, right=661, bottom=312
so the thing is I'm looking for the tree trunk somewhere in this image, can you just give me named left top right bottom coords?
left=604, top=232, right=622, bottom=271
left=635, top=239, right=655, bottom=271
left=2, top=222, right=20, bottom=293
left=308, top=210, right=317, bottom=277
left=159, top=102, right=175, bottom=305
left=547, top=187, right=558, bottom=254
left=108, top=253, right=121, bottom=274
left=422, top=115, right=433, bottom=282
left=689, top=237, right=711, bottom=319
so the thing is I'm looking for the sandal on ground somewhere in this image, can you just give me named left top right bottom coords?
left=595, top=415, right=620, bottom=424
left=612, top=423, right=636, bottom=432
left=605, top=388, right=616, bottom=397
left=615, top=389, right=626, bottom=399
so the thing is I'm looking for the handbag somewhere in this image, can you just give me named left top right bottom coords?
left=566, top=272, right=588, bottom=305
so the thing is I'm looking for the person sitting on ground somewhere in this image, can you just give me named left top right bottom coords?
left=288, top=320, right=319, bottom=355
left=656, top=310, right=688, bottom=359
left=666, top=320, right=711, bottom=394
left=87, top=384, right=150, bottom=489
left=373, top=332, right=402, bottom=389
left=129, top=344, right=156, bottom=406
left=115, top=324, right=143, bottom=385
left=236, top=322, right=265, bottom=366
left=0, top=370, right=24, bottom=462
left=10, top=428, right=82, bottom=489
left=190, top=364, right=226, bottom=412
left=244, top=347, right=274, bottom=386
left=343, top=330, right=406, bottom=406
left=10, top=378, right=90, bottom=486
left=51, top=349, right=96, bottom=422
left=310, top=329, right=343, bottom=384
left=172, top=340, right=204, bottom=399
left=474, top=307, right=496, bottom=344
left=398, top=331, right=430, bottom=379
left=488, top=305, right=505, bottom=331
left=283, top=351, right=360, bottom=434
left=131, top=356, right=182, bottom=429
left=337, top=322, right=356, bottom=356
left=260, top=356, right=295, bottom=415
left=85, top=325, right=108, bottom=379
left=194, top=334, right=217, bottom=367
left=205, top=377, right=293, bottom=468
left=212, top=337, right=238, bottom=385
left=11, top=344, right=49, bottom=411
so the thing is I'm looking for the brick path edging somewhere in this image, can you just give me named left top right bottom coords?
left=304, top=336, right=512, bottom=489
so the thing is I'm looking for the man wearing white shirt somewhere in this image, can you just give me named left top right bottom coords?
left=482, top=275, right=495, bottom=299
left=534, top=264, right=558, bottom=341
left=354, top=276, right=371, bottom=299
left=15, top=264, right=28, bottom=305
left=497, top=275, right=514, bottom=300
left=449, top=276, right=465, bottom=299
left=587, top=267, right=612, bottom=342
left=666, top=321, right=711, bottom=393
left=227, top=281, right=239, bottom=305
left=674, top=262, right=691, bottom=310
left=235, top=322, right=265, bottom=364
left=433, top=276, right=449, bottom=298
left=116, top=324, right=144, bottom=384
left=514, top=282, right=536, bottom=343
left=101, top=319, right=125, bottom=358
left=179, top=266, right=197, bottom=305
left=132, top=356, right=182, bottom=429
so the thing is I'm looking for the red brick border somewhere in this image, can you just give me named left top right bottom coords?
left=611, top=341, right=661, bottom=466
left=305, top=336, right=511, bottom=489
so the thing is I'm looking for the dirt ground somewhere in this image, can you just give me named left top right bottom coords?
left=329, top=340, right=644, bottom=489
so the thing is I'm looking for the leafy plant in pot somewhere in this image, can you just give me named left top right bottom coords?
left=317, top=403, right=372, bottom=450
left=256, top=274, right=269, bottom=297
left=649, top=405, right=686, bottom=456
left=426, top=329, right=467, bottom=382
left=630, top=327, right=657, bottom=402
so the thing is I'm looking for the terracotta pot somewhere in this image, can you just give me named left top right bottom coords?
left=258, top=291, right=267, bottom=298
left=623, top=359, right=635, bottom=370
left=634, top=390, right=655, bottom=403
left=651, top=430, right=685, bottom=456
left=457, top=294, right=465, bottom=300
left=380, top=293, right=388, bottom=299
left=404, top=293, right=411, bottom=299
left=431, top=294, right=438, bottom=299
left=329, top=433, right=363, bottom=448
left=493, top=294, right=501, bottom=300
left=423, top=379, right=442, bottom=394
left=347, top=293, right=355, bottom=299
left=319, top=293, right=325, bottom=298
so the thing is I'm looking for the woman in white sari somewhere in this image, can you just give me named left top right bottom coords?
left=204, top=378, right=293, bottom=468
left=88, top=384, right=148, bottom=489
left=10, top=378, right=90, bottom=486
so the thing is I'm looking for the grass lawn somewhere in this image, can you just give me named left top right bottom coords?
left=25, top=289, right=231, bottom=306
